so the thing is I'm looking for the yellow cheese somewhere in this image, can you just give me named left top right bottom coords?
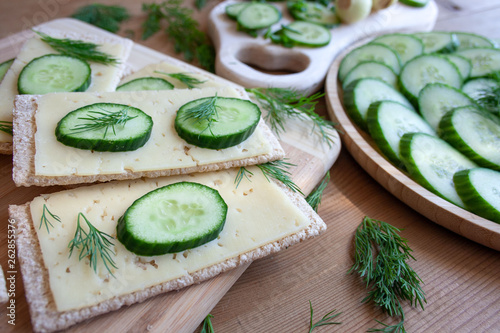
left=34, top=87, right=274, bottom=176
left=29, top=167, right=312, bottom=312
left=0, top=36, right=126, bottom=143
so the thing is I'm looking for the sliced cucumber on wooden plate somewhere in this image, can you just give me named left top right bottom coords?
left=456, top=47, right=500, bottom=78
left=342, top=61, right=398, bottom=89
left=414, top=31, right=459, bottom=53
left=372, top=33, right=424, bottom=65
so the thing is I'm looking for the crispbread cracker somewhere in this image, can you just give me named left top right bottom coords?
left=10, top=175, right=326, bottom=332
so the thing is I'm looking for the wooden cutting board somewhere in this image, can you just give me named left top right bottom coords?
left=208, top=0, right=438, bottom=95
left=0, top=18, right=340, bottom=333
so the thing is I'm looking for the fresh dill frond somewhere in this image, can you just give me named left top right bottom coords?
left=39, top=204, right=61, bottom=234
left=141, top=0, right=215, bottom=72
left=179, top=95, right=220, bottom=134
left=154, top=71, right=206, bottom=88
left=34, top=31, right=119, bottom=65
left=68, top=213, right=118, bottom=277
left=246, top=87, right=336, bottom=147
left=70, top=106, right=137, bottom=138
left=349, top=217, right=426, bottom=332
left=368, top=317, right=406, bottom=333
left=306, top=171, right=330, bottom=212
left=308, top=301, right=342, bottom=332
left=71, top=4, right=130, bottom=33
left=200, top=314, right=215, bottom=333
left=234, top=166, right=254, bottom=188
left=0, top=121, right=13, bottom=136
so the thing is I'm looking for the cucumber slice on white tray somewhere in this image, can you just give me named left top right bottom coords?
left=237, top=3, right=281, bottom=30
left=439, top=105, right=500, bottom=171
left=367, top=100, right=435, bottom=166
left=453, top=31, right=495, bottom=51
left=418, top=83, right=476, bottom=130
left=18, top=54, right=91, bottom=94
left=226, top=2, right=250, bottom=20
left=456, top=47, right=500, bottom=78
left=117, top=181, right=228, bottom=256
left=282, top=21, right=331, bottom=47
left=287, top=1, right=339, bottom=27
left=444, top=54, right=472, bottom=80
left=116, top=77, right=174, bottom=92
left=414, top=31, right=459, bottom=53
left=175, top=96, right=261, bottom=150
left=342, top=61, right=398, bottom=89
left=399, top=54, right=462, bottom=105
left=372, top=33, right=424, bottom=65
left=454, top=168, right=500, bottom=224
left=343, top=78, right=414, bottom=130
left=338, top=43, right=401, bottom=82
left=399, top=132, right=477, bottom=207
left=55, top=103, right=153, bottom=152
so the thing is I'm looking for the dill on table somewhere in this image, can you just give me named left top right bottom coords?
left=308, top=300, right=342, bottom=332
left=71, top=4, right=130, bottom=33
left=306, top=171, right=330, bottom=212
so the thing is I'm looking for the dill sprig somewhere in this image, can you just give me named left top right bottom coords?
left=200, top=314, right=215, bottom=333
left=70, top=106, right=137, bottom=138
left=34, top=31, right=119, bottom=65
left=349, top=217, right=426, bottom=332
left=308, top=301, right=342, bottom=332
left=306, top=171, right=330, bottom=212
left=179, top=95, right=220, bottom=134
left=39, top=204, right=61, bottom=234
left=71, top=4, right=130, bottom=33
left=246, top=87, right=336, bottom=147
left=68, top=213, right=118, bottom=277
left=154, top=71, right=206, bottom=89
left=0, top=121, right=13, bottom=136
left=235, top=159, right=303, bottom=195
left=141, top=0, right=215, bottom=72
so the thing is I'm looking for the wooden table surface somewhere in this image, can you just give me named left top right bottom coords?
left=0, top=1, right=499, bottom=332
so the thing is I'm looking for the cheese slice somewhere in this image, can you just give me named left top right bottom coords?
left=0, top=33, right=132, bottom=144
left=28, top=167, right=323, bottom=312
left=33, top=86, right=278, bottom=177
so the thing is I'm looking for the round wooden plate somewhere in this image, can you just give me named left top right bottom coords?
left=325, top=38, right=500, bottom=251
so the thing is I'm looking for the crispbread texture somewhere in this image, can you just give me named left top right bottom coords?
left=12, top=94, right=284, bottom=187
left=10, top=180, right=326, bottom=332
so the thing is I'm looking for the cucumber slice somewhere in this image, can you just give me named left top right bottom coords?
left=0, top=58, right=14, bottom=82
left=116, top=77, right=174, bottom=92
left=282, top=21, right=331, bottom=47
left=399, top=0, right=429, bottom=7
left=338, top=43, right=401, bottom=82
left=399, top=132, right=477, bottom=207
left=117, top=182, right=228, bottom=256
left=226, top=2, right=250, bottom=20
left=367, top=100, right=435, bottom=166
left=343, top=78, right=414, bottom=130
left=237, top=3, right=281, bottom=30
left=372, top=33, right=424, bottom=65
left=456, top=47, right=500, bottom=78
left=287, top=1, right=339, bottom=28
left=462, top=78, right=498, bottom=100
left=18, top=54, right=91, bottom=95
left=444, top=54, right=472, bottom=80
left=438, top=105, right=500, bottom=171
left=418, top=83, right=476, bottom=130
left=399, top=54, right=462, bottom=106
left=175, top=96, right=261, bottom=149
left=414, top=31, right=459, bottom=54
left=454, top=168, right=500, bottom=223
left=453, top=31, right=495, bottom=51
left=342, top=61, right=398, bottom=89
left=56, top=103, right=153, bottom=152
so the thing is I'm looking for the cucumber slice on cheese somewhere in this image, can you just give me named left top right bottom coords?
left=117, top=182, right=228, bottom=256
left=116, top=77, right=174, bottom=92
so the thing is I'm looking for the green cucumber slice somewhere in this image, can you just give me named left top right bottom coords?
left=343, top=78, right=414, bottom=130
left=399, top=132, right=477, bottom=207
left=462, top=78, right=498, bottom=100
left=0, top=58, right=14, bottom=82
left=453, top=32, right=495, bottom=51
left=338, top=43, right=401, bottom=82
left=287, top=1, right=339, bottom=28
left=117, top=182, right=228, bottom=256
left=399, top=54, right=462, bottom=106
left=456, top=47, right=500, bottom=78
left=454, top=168, right=500, bottom=223
left=367, top=100, right=435, bottom=166
left=438, top=105, right=500, bottom=171
left=418, top=83, right=476, bottom=130
left=116, top=77, right=174, bottom=92
left=18, top=54, right=91, bottom=95
left=282, top=21, right=331, bottom=47
left=55, top=103, right=153, bottom=152
left=399, top=0, right=429, bottom=7
left=342, top=61, right=398, bottom=89
left=444, top=54, right=472, bottom=80
left=372, top=33, right=424, bottom=65
left=226, top=2, right=250, bottom=20
left=175, top=96, right=261, bottom=149
left=237, top=3, right=281, bottom=30
left=414, top=31, right=459, bottom=54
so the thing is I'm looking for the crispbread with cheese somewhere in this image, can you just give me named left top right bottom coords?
left=10, top=167, right=326, bottom=332
left=12, top=86, right=284, bottom=187
left=0, top=27, right=133, bottom=154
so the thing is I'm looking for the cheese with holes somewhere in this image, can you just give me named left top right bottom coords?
left=29, top=167, right=314, bottom=311
left=33, top=86, right=275, bottom=176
